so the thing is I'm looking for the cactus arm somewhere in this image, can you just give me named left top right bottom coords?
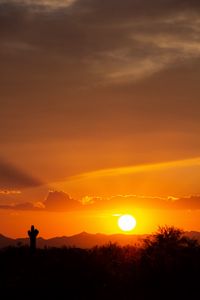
left=34, top=229, right=39, bottom=236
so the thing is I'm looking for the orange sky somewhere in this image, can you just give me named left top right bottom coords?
left=1, top=204, right=200, bottom=238
left=0, top=0, right=200, bottom=238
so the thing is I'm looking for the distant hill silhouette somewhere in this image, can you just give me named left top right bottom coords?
left=0, top=234, right=16, bottom=248
left=0, top=231, right=200, bottom=248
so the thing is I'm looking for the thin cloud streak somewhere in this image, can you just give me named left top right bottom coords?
left=68, top=157, right=200, bottom=182
left=0, top=190, right=21, bottom=195
left=0, top=0, right=76, bottom=9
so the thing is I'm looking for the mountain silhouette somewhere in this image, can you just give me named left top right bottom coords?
left=0, top=232, right=146, bottom=248
left=0, top=231, right=200, bottom=248
left=0, top=234, right=16, bottom=247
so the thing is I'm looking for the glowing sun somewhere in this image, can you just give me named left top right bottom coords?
left=118, top=214, right=137, bottom=232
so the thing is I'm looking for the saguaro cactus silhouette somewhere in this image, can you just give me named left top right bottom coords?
left=28, top=225, right=39, bottom=252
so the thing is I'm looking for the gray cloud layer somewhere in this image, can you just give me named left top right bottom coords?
left=1, top=1, right=200, bottom=134
left=0, top=0, right=200, bottom=183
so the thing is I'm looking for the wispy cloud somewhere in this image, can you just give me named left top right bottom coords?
left=0, top=0, right=76, bottom=9
left=2, top=0, right=200, bottom=85
left=0, top=190, right=21, bottom=195
left=68, top=157, right=200, bottom=182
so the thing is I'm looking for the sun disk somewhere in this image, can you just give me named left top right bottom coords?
left=118, top=214, right=136, bottom=232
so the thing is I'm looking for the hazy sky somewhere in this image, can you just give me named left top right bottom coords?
left=0, top=0, right=200, bottom=237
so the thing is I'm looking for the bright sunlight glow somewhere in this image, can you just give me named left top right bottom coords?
left=118, top=214, right=137, bottom=232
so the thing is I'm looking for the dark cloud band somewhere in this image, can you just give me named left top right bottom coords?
left=0, top=160, right=43, bottom=189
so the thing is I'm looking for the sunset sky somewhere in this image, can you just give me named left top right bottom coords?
left=0, top=0, right=200, bottom=238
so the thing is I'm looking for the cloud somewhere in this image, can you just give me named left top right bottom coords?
left=43, top=191, right=81, bottom=211
left=69, top=157, right=200, bottom=182
left=1, top=0, right=200, bottom=86
left=0, top=191, right=200, bottom=211
left=0, top=160, right=43, bottom=189
left=173, top=195, right=200, bottom=210
left=0, top=0, right=76, bottom=9
left=80, top=194, right=170, bottom=210
left=81, top=194, right=200, bottom=211
left=0, top=202, right=40, bottom=211
left=0, top=191, right=81, bottom=211
left=0, top=190, right=21, bottom=195
left=81, top=196, right=102, bottom=205
left=1, top=0, right=200, bottom=141
left=0, top=0, right=200, bottom=185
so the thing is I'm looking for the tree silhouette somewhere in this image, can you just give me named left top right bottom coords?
left=143, top=225, right=197, bottom=250
left=149, top=226, right=183, bottom=246
left=28, top=225, right=39, bottom=253
left=142, top=225, right=199, bottom=277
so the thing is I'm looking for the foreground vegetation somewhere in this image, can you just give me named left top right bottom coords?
left=0, top=226, right=199, bottom=299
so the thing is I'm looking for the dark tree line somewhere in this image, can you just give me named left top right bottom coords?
left=0, top=226, right=199, bottom=299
